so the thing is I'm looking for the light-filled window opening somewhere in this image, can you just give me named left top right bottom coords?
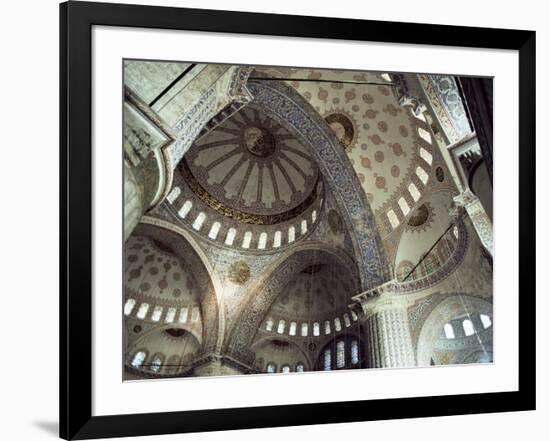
left=418, top=127, right=432, bottom=144
left=225, top=228, right=236, bottom=246
left=453, top=225, right=459, bottom=239
left=351, top=310, right=358, bottom=321
left=150, top=355, right=162, bottom=373
left=480, top=314, right=492, bottom=329
left=419, top=147, right=433, bottom=165
left=343, top=313, right=351, bottom=328
left=387, top=209, right=400, bottom=229
left=463, top=319, right=475, bottom=336
left=178, top=200, right=193, bottom=219
left=312, top=210, right=317, bottom=223
left=398, top=197, right=410, bottom=216
left=192, top=212, right=206, bottom=231
left=164, top=307, right=176, bottom=323
left=408, top=182, right=421, bottom=202
left=277, top=319, right=286, bottom=334
left=416, top=166, right=429, bottom=184
left=166, top=186, right=181, bottom=204
left=323, top=349, right=332, bottom=371
left=265, top=318, right=274, bottom=332
left=444, top=323, right=455, bottom=339
left=334, top=317, right=342, bottom=332
left=324, top=320, right=331, bottom=335
left=289, top=321, right=297, bottom=336
left=313, top=322, right=320, bottom=336
left=281, top=365, right=291, bottom=373
left=351, top=339, right=359, bottom=365
left=266, top=363, right=276, bottom=373
left=151, top=305, right=163, bottom=322
left=301, top=219, right=308, bottom=235
left=178, top=306, right=188, bottom=324
left=131, top=351, right=146, bottom=368
left=296, top=363, right=304, bottom=372
left=258, top=232, right=267, bottom=249
left=301, top=322, right=308, bottom=337
left=191, top=306, right=200, bottom=322
left=242, top=231, right=252, bottom=249
left=288, top=226, right=296, bottom=243
left=124, top=298, right=136, bottom=316
left=208, top=222, right=221, bottom=240
left=273, top=231, right=282, bottom=248
left=136, top=303, right=149, bottom=320
left=336, top=341, right=345, bottom=368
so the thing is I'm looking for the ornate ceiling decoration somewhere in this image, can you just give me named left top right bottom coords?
left=179, top=106, right=319, bottom=225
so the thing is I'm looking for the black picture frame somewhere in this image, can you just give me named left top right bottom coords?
left=60, top=1, right=536, bottom=439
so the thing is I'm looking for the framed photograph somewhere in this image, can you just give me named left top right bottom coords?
left=60, top=1, right=536, bottom=439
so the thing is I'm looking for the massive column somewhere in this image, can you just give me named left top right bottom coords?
left=453, top=189, right=493, bottom=256
left=353, top=282, right=416, bottom=368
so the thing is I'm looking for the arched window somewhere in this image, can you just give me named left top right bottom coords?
left=336, top=341, right=345, bottom=368
left=398, top=197, right=410, bottom=216
left=266, top=363, right=276, bottom=373
left=150, top=355, right=162, bottom=373
left=416, top=166, right=429, bottom=185
left=418, top=127, right=432, bottom=144
left=296, top=363, right=305, bottom=373
left=277, top=319, right=286, bottom=334
left=151, top=305, right=163, bottom=322
left=453, top=225, right=459, bottom=239
left=265, top=318, right=274, bottom=332
left=191, top=306, right=200, bottom=323
left=462, top=319, right=475, bottom=336
left=242, top=231, right=252, bottom=249
left=258, top=232, right=267, bottom=249
left=351, top=339, right=359, bottom=365
left=351, top=310, right=358, bottom=322
left=178, top=200, right=193, bottom=219
left=136, top=303, right=149, bottom=319
left=281, top=365, right=291, bottom=373
left=178, top=306, right=188, bottom=324
left=323, top=349, right=332, bottom=371
left=408, top=182, right=421, bottom=202
left=131, top=351, right=146, bottom=368
left=312, top=210, right=317, bottom=223
left=301, top=219, right=308, bottom=235
left=324, top=320, right=331, bottom=335
left=273, top=231, right=282, bottom=248
left=313, top=322, right=320, bottom=336
left=166, top=186, right=181, bottom=204
left=387, top=209, right=400, bottom=229
left=444, top=323, right=455, bottom=339
left=124, top=298, right=136, bottom=316
left=164, top=307, right=176, bottom=323
left=192, top=212, right=206, bottom=231
left=225, top=228, right=237, bottom=246
left=288, top=226, right=296, bottom=243
left=289, top=321, right=297, bottom=336
left=208, top=222, right=221, bottom=240
left=343, top=313, right=351, bottom=328
left=419, top=147, right=433, bottom=165
left=301, top=322, right=309, bottom=337
left=480, top=314, right=492, bottom=329
left=334, top=317, right=342, bottom=332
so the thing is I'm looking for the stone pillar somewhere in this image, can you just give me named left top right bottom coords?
left=353, top=283, right=416, bottom=368
left=453, top=189, right=493, bottom=256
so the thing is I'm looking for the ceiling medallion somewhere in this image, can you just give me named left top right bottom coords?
left=242, top=126, right=276, bottom=158
left=228, top=260, right=251, bottom=285
left=325, top=113, right=355, bottom=149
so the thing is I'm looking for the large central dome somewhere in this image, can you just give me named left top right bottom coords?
left=180, top=106, right=319, bottom=223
